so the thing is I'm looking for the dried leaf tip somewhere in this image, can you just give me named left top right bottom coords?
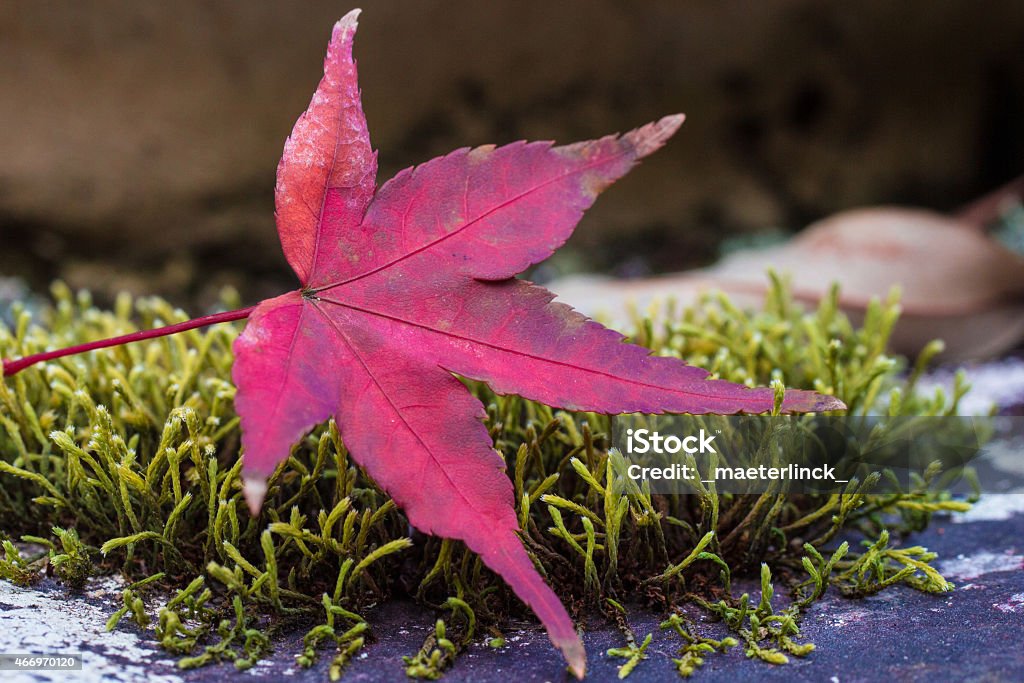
left=333, top=7, right=361, bottom=40
left=623, top=113, right=685, bottom=156
left=322, top=9, right=361, bottom=73
left=564, top=640, right=587, bottom=679
left=815, top=394, right=847, bottom=412
left=779, top=388, right=846, bottom=413
left=243, top=475, right=268, bottom=517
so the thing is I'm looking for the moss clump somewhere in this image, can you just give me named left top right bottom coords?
left=0, top=278, right=972, bottom=678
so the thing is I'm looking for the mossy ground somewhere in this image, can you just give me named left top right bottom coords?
left=0, top=278, right=974, bottom=679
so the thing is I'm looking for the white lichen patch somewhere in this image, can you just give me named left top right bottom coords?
left=993, top=592, right=1024, bottom=614
left=819, top=607, right=871, bottom=629
left=917, top=357, right=1024, bottom=415
left=977, top=435, right=1024, bottom=477
left=244, top=657, right=278, bottom=677
left=955, top=492, right=1024, bottom=522
left=939, top=551, right=1024, bottom=580
left=0, top=579, right=182, bottom=683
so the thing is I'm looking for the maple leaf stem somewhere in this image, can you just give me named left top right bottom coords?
left=2, top=305, right=255, bottom=377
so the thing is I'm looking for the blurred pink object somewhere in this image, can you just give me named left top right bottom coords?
left=550, top=178, right=1024, bottom=360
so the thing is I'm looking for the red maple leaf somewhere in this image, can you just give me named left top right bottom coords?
left=3, top=9, right=843, bottom=677
left=234, top=10, right=841, bottom=676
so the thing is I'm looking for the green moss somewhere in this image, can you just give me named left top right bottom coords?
left=660, top=613, right=738, bottom=678
left=0, top=278, right=972, bottom=677
left=20, top=526, right=94, bottom=588
left=0, top=539, right=39, bottom=587
left=605, top=598, right=654, bottom=678
left=404, top=598, right=476, bottom=679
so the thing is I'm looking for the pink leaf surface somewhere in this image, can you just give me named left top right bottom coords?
left=232, top=9, right=842, bottom=677
left=274, top=10, right=377, bottom=286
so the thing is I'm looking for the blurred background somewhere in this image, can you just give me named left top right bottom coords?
left=1, top=0, right=1023, bottom=311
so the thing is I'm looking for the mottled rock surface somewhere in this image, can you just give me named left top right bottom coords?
left=3, top=502, right=1022, bottom=682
